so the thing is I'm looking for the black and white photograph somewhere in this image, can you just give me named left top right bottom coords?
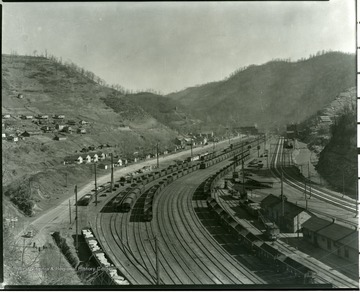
left=1, top=0, right=359, bottom=289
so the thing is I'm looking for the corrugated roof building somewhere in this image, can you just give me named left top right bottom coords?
left=302, top=217, right=358, bottom=261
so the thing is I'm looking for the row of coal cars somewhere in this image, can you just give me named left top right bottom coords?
left=141, top=138, right=265, bottom=221
left=203, top=159, right=317, bottom=284
left=110, top=137, right=264, bottom=217
left=82, top=228, right=130, bottom=285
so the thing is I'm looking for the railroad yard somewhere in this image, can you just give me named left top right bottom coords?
left=68, top=135, right=358, bottom=288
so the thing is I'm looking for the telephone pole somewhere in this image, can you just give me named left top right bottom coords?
left=155, top=236, right=160, bottom=285
left=110, top=153, right=114, bottom=192
left=69, top=199, right=71, bottom=224
left=75, top=185, right=79, bottom=251
left=190, top=139, right=193, bottom=158
left=304, top=178, right=308, bottom=211
left=156, top=142, right=159, bottom=169
left=94, top=163, right=98, bottom=206
left=308, top=162, right=312, bottom=198
left=281, top=171, right=284, bottom=216
left=355, top=182, right=358, bottom=218
left=242, top=160, right=246, bottom=198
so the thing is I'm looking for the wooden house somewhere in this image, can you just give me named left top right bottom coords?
left=83, top=154, right=92, bottom=164
left=97, top=152, right=106, bottom=160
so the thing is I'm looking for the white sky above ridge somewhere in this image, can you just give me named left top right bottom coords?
left=2, top=0, right=356, bottom=94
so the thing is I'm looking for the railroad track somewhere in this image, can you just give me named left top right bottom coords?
left=153, top=167, right=265, bottom=285
left=272, top=138, right=356, bottom=213
left=214, top=169, right=357, bottom=288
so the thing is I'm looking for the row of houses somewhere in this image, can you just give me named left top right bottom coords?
left=2, top=113, right=89, bottom=126
left=260, top=194, right=358, bottom=261
left=63, top=152, right=134, bottom=168
left=55, top=124, right=87, bottom=134
left=63, top=152, right=107, bottom=165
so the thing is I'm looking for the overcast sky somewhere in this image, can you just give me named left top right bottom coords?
left=3, top=1, right=355, bottom=94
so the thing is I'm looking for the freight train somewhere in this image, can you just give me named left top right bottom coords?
left=110, top=136, right=264, bottom=215
left=203, top=158, right=316, bottom=284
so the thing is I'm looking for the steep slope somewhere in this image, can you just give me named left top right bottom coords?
left=316, top=108, right=357, bottom=197
left=103, top=92, right=202, bottom=132
left=168, top=52, right=355, bottom=130
left=2, top=55, right=178, bottom=216
left=297, top=87, right=356, bottom=153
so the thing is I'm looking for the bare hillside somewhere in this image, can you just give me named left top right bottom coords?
left=2, top=54, right=178, bottom=216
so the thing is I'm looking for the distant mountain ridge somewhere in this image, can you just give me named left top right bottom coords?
left=167, top=52, right=355, bottom=130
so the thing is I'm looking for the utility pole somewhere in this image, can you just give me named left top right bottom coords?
left=156, top=142, right=159, bottom=169
left=242, top=160, right=246, bottom=198
left=75, top=185, right=78, bottom=251
left=297, top=214, right=300, bottom=239
left=69, top=199, right=71, bottom=224
left=21, top=237, right=26, bottom=266
left=281, top=171, right=284, bottom=215
left=110, top=153, right=114, bottom=192
left=29, top=178, right=31, bottom=199
left=342, top=170, right=345, bottom=198
left=308, top=162, right=312, bottom=198
left=94, top=163, right=98, bottom=206
left=190, top=139, right=193, bottom=158
left=155, top=235, right=160, bottom=285
left=304, top=179, right=308, bottom=211
left=355, top=182, right=358, bottom=218
left=65, top=172, right=68, bottom=187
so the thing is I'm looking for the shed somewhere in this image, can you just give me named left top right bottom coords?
left=54, top=135, right=67, bottom=141
left=67, top=120, right=76, bottom=125
left=22, top=115, right=34, bottom=120
left=7, top=135, right=18, bottom=142
left=98, top=163, right=108, bottom=170
left=63, top=126, right=73, bottom=133
left=64, top=155, right=83, bottom=165
left=2, top=114, right=11, bottom=119
left=56, top=124, right=65, bottom=131
left=77, top=128, right=86, bottom=134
